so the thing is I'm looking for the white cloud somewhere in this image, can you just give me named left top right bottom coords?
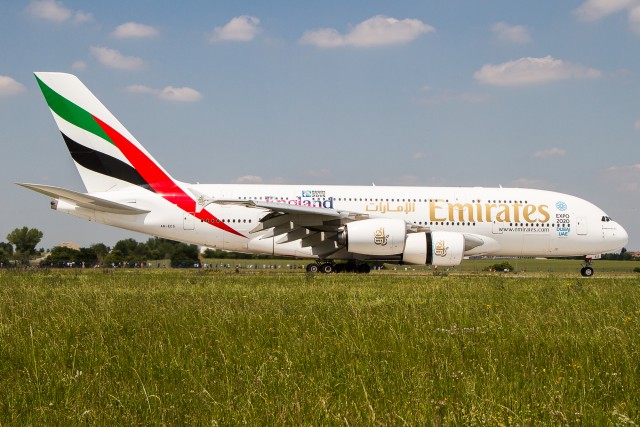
left=125, top=84, right=156, bottom=94
left=492, top=22, right=532, bottom=44
left=125, top=84, right=202, bottom=103
left=0, top=76, right=26, bottom=97
left=629, top=5, right=640, bottom=32
left=413, top=152, right=429, bottom=159
left=474, top=56, right=601, bottom=87
left=112, top=22, right=159, bottom=39
left=573, top=0, right=640, bottom=33
left=573, top=0, right=634, bottom=22
left=73, top=11, right=93, bottom=24
left=532, top=147, right=567, bottom=158
left=71, top=60, right=86, bottom=71
left=90, top=46, right=144, bottom=70
left=232, top=175, right=263, bottom=184
left=299, top=15, right=435, bottom=48
left=26, top=0, right=93, bottom=24
left=208, top=16, right=261, bottom=43
left=158, top=86, right=202, bottom=102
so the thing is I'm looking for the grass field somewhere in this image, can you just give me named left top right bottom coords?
left=200, top=258, right=640, bottom=275
left=1, top=269, right=639, bottom=425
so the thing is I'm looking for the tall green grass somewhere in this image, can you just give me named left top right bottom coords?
left=0, top=270, right=638, bottom=425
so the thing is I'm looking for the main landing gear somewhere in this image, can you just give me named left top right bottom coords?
left=580, top=257, right=594, bottom=277
left=306, top=262, right=371, bottom=274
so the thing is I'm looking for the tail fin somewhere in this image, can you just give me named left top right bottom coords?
left=34, top=72, right=176, bottom=194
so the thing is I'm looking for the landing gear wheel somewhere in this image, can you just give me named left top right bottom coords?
left=334, top=263, right=346, bottom=273
left=357, top=264, right=371, bottom=274
left=580, top=266, right=594, bottom=277
left=306, top=263, right=319, bottom=273
left=345, top=262, right=357, bottom=273
left=320, top=263, right=334, bottom=274
left=580, top=256, right=594, bottom=277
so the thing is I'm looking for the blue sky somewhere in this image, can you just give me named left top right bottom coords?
left=1, top=0, right=639, bottom=250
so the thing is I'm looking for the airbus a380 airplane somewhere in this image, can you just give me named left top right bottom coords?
left=20, top=73, right=628, bottom=276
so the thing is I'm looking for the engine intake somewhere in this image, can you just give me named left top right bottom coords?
left=338, top=218, right=406, bottom=256
left=403, top=231, right=464, bottom=266
left=338, top=219, right=466, bottom=266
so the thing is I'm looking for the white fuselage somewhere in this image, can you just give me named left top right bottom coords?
left=56, top=183, right=628, bottom=260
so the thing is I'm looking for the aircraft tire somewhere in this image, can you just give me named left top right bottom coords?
left=306, top=263, right=319, bottom=273
left=580, top=266, right=594, bottom=277
left=357, top=264, right=371, bottom=274
left=320, top=263, right=334, bottom=274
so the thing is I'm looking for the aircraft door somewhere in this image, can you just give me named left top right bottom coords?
left=576, top=217, right=587, bottom=235
left=183, top=212, right=195, bottom=230
left=492, top=221, right=503, bottom=234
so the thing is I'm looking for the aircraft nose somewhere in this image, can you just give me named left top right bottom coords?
left=615, top=222, right=629, bottom=248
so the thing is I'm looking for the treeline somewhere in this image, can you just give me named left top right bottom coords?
left=0, top=226, right=285, bottom=268
left=42, top=238, right=201, bottom=268
left=41, top=238, right=282, bottom=268
left=601, top=248, right=634, bottom=261
left=0, top=227, right=190, bottom=267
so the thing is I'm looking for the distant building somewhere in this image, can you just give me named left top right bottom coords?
left=58, top=242, right=81, bottom=251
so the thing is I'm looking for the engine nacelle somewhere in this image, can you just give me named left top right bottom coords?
left=339, top=218, right=407, bottom=256
left=403, top=231, right=465, bottom=266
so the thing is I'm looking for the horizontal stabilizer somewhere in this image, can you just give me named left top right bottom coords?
left=17, top=183, right=149, bottom=215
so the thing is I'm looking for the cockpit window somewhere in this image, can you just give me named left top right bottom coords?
left=601, top=216, right=612, bottom=222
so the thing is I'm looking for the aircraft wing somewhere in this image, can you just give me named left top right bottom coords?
left=187, top=186, right=433, bottom=257
left=17, top=183, right=150, bottom=215
left=209, top=197, right=422, bottom=258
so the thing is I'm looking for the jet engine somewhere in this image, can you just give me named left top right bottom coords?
left=337, top=218, right=407, bottom=255
left=402, top=231, right=465, bottom=266
left=338, top=219, right=466, bottom=266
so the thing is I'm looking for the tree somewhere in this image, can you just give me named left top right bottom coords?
left=0, top=242, right=12, bottom=266
left=145, top=237, right=179, bottom=260
left=171, top=244, right=200, bottom=267
left=620, top=247, right=632, bottom=261
left=6, top=227, right=43, bottom=264
left=104, top=249, right=125, bottom=266
left=43, top=246, right=98, bottom=267
left=113, top=238, right=149, bottom=263
left=45, top=246, right=80, bottom=266
left=91, top=243, right=110, bottom=265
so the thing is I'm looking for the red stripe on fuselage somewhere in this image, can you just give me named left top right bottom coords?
left=92, top=115, right=245, bottom=238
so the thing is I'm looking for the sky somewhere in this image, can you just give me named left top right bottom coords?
left=0, top=0, right=639, bottom=250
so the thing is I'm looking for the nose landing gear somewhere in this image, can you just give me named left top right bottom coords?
left=580, top=257, right=594, bottom=277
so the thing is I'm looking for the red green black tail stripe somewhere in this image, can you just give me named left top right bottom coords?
left=61, top=132, right=153, bottom=191
left=36, top=75, right=245, bottom=238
